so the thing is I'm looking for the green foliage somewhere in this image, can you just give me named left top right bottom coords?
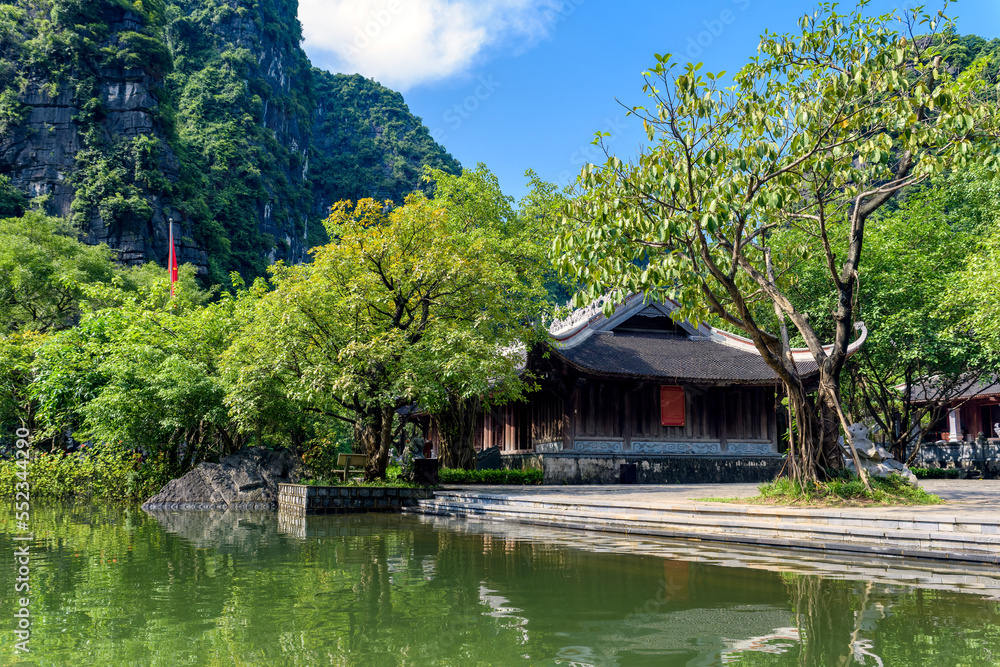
left=30, top=265, right=245, bottom=468
left=0, top=331, right=41, bottom=436
left=438, top=468, right=543, bottom=485
left=911, top=466, right=961, bottom=479
left=947, top=172, right=1000, bottom=357
left=518, top=169, right=577, bottom=304
left=0, top=212, right=116, bottom=334
left=301, top=466, right=424, bottom=488
left=71, top=135, right=165, bottom=230
left=300, top=425, right=354, bottom=480
left=0, top=446, right=174, bottom=500
left=0, top=174, right=27, bottom=217
left=310, top=71, right=461, bottom=208
left=940, top=31, right=1000, bottom=84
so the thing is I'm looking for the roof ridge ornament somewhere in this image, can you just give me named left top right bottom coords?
left=712, top=321, right=868, bottom=360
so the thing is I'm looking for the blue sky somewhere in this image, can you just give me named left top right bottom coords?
left=301, top=0, right=1000, bottom=202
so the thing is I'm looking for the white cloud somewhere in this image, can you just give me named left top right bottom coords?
left=299, top=0, right=569, bottom=90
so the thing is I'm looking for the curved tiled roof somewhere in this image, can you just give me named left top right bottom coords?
left=553, top=332, right=791, bottom=383
left=547, top=293, right=863, bottom=383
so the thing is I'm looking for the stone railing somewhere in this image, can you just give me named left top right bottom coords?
left=912, top=441, right=1000, bottom=465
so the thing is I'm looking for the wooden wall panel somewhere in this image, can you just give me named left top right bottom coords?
left=579, top=382, right=624, bottom=438
left=480, top=377, right=778, bottom=451
left=722, top=387, right=773, bottom=440
left=530, top=390, right=564, bottom=446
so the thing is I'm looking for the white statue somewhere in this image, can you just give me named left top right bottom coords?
left=841, top=422, right=917, bottom=486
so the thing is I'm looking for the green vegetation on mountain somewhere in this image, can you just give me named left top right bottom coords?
left=941, top=31, right=1000, bottom=81
left=0, top=0, right=459, bottom=283
left=310, top=71, right=462, bottom=218
left=0, top=0, right=176, bottom=239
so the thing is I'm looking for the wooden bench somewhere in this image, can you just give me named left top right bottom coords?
left=337, top=453, right=368, bottom=482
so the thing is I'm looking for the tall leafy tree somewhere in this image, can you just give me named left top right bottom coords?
left=228, top=166, right=552, bottom=478
left=948, top=172, right=1000, bottom=383
left=29, top=264, right=243, bottom=466
left=773, top=172, right=1000, bottom=460
left=0, top=213, right=116, bottom=334
left=0, top=212, right=116, bottom=436
left=554, top=3, right=1000, bottom=484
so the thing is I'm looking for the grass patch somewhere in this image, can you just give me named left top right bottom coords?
left=439, top=468, right=543, bottom=485
left=703, top=473, right=942, bottom=507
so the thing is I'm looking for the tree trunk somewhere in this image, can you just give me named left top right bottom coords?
left=784, top=375, right=844, bottom=485
left=436, top=395, right=481, bottom=470
left=358, top=405, right=396, bottom=480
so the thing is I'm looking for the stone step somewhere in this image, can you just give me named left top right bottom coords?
left=404, top=496, right=1000, bottom=563
left=426, top=492, right=999, bottom=534
left=411, top=498, right=1000, bottom=547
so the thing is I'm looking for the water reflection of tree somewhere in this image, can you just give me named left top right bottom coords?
left=785, top=575, right=864, bottom=666
left=743, top=574, right=1000, bottom=667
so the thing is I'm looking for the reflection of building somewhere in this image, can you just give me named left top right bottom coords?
left=456, top=293, right=867, bottom=484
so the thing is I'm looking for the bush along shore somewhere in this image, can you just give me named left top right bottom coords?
left=301, top=466, right=544, bottom=488
left=0, top=448, right=176, bottom=502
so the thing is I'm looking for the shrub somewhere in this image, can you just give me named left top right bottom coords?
left=911, top=467, right=962, bottom=479
left=300, top=465, right=424, bottom=488
left=0, top=447, right=176, bottom=502
left=438, top=468, right=543, bottom=485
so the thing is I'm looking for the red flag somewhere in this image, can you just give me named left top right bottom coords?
left=168, top=219, right=178, bottom=298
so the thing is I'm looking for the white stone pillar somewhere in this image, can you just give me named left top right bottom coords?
left=948, top=409, right=962, bottom=442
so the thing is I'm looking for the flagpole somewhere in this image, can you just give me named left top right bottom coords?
left=168, top=216, right=177, bottom=299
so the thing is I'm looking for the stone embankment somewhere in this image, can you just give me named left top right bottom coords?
left=402, top=481, right=1000, bottom=565
left=278, top=484, right=434, bottom=515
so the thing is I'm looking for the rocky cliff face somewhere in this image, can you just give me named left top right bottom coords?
left=0, top=2, right=207, bottom=273
left=0, top=0, right=459, bottom=282
left=167, top=0, right=316, bottom=277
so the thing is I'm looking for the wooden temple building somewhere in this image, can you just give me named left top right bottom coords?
left=909, top=379, right=1000, bottom=475
left=449, top=293, right=868, bottom=483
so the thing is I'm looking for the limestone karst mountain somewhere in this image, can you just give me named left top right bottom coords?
left=0, top=0, right=459, bottom=282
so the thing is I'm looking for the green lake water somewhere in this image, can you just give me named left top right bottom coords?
left=1, top=504, right=999, bottom=666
